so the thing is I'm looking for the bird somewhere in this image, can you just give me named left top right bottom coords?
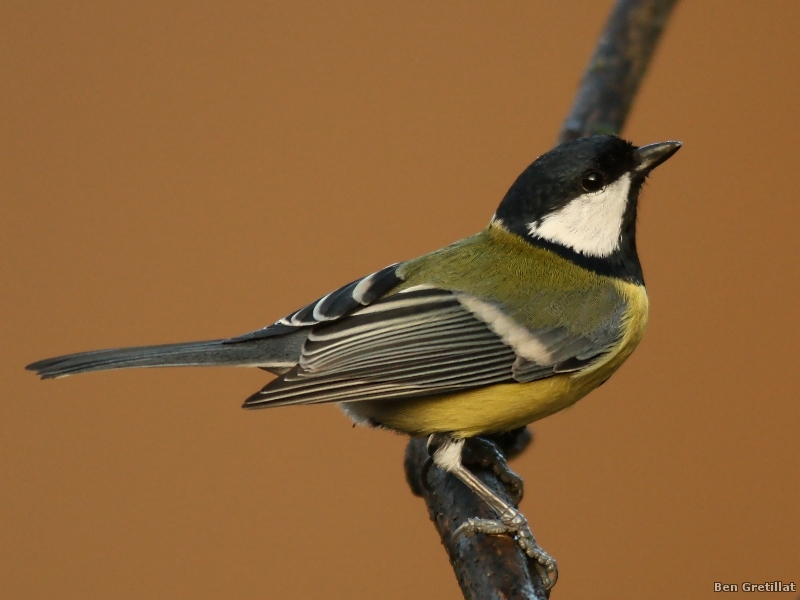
left=27, top=134, right=681, bottom=589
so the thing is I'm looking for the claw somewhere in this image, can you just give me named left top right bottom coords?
left=419, top=456, right=434, bottom=492
left=462, top=438, right=524, bottom=505
left=452, top=517, right=558, bottom=590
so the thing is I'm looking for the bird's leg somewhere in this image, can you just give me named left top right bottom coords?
left=462, top=436, right=524, bottom=506
left=428, top=434, right=558, bottom=590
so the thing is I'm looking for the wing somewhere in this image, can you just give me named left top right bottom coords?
left=243, top=287, right=622, bottom=408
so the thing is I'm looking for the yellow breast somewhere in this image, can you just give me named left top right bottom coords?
left=349, top=280, right=648, bottom=438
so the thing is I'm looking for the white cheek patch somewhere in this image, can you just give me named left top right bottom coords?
left=527, top=174, right=631, bottom=258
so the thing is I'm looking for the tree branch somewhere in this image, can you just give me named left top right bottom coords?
left=559, top=0, right=679, bottom=143
left=404, top=1, right=679, bottom=597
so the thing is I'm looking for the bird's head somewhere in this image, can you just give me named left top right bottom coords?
left=493, top=135, right=681, bottom=281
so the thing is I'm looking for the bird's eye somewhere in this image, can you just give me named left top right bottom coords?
left=580, top=171, right=605, bottom=193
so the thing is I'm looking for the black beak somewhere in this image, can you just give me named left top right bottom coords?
left=634, top=141, right=682, bottom=173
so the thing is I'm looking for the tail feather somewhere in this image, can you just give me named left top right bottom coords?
left=26, top=332, right=307, bottom=380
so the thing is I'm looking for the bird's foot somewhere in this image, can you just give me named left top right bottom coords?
left=462, top=437, right=524, bottom=505
left=453, top=515, right=558, bottom=591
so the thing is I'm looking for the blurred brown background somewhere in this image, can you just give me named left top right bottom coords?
left=2, top=1, right=798, bottom=598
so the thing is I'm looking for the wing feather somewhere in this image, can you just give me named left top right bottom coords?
left=245, top=289, right=517, bottom=407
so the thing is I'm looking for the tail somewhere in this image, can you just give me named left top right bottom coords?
left=26, top=332, right=306, bottom=380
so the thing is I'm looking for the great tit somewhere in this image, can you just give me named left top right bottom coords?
left=27, top=134, right=681, bottom=589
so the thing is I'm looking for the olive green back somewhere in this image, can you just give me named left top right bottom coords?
left=396, top=224, right=628, bottom=341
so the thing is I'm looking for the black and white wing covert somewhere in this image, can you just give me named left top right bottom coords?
left=243, top=286, right=622, bottom=409
left=225, top=263, right=404, bottom=342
